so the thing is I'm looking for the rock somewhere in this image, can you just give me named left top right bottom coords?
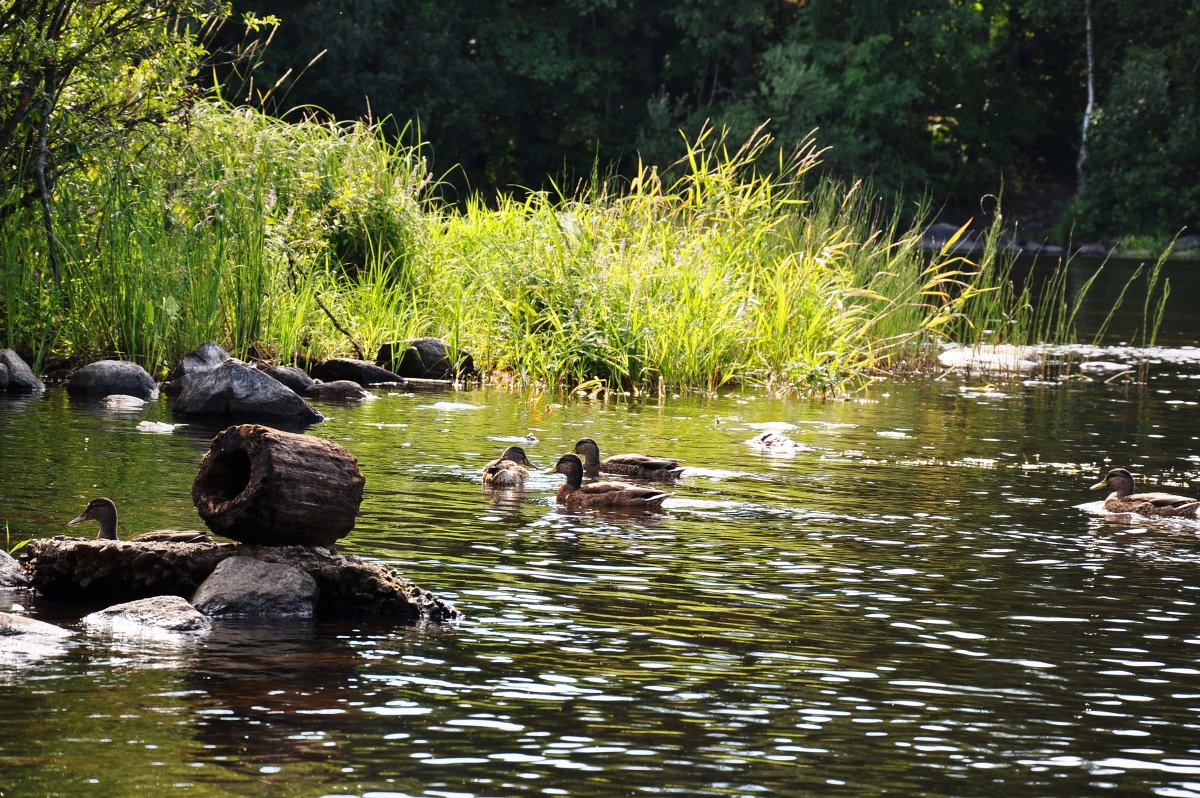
left=101, top=394, right=147, bottom=411
left=192, top=424, right=364, bottom=546
left=67, top=360, right=159, bottom=400
left=937, top=344, right=1043, bottom=374
left=1079, top=361, right=1131, bottom=374
left=0, top=363, right=8, bottom=392
left=21, top=538, right=459, bottom=622
left=191, top=556, right=317, bottom=617
left=82, top=595, right=211, bottom=634
left=1075, top=242, right=1110, bottom=258
left=137, top=420, right=184, bottom=434
left=0, top=349, right=44, bottom=393
left=305, top=379, right=370, bottom=402
left=179, top=342, right=232, bottom=377
left=747, top=431, right=808, bottom=453
left=1174, top=234, right=1200, bottom=251
left=310, top=358, right=404, bottom=386
left=0, top=611, right=73, bottom=662
left=0, top=549, right=28, bottom=587
left=256, top=363, right=313, bottom=395
left=378, top=338, right=476, bottom=380
left=174, top=360, right=324, bottom=424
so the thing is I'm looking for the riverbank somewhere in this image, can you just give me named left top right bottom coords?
left=0, top=103, right=1163, bottom=397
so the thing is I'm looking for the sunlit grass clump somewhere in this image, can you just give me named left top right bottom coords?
left=0, top=101, right=1108, bottom=394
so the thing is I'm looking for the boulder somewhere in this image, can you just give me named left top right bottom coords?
left=0, top=611, right=72, bottom=662
left=0, top=349, right=44, bottom=393
left=67, top=360, right=159, bottom=400
left=82, top=594, right=211, bottom=634
left=0, top=362, right=8, bottom=392
left=179, top=342, right=232, bottom=377
left=310, top=358, right=404, bottom=386
left=191, top=556, right=317, bottom=617
left=192, top=424, right=363, bottom=546
left=174, top=360, right=324, bottom=424
left=378, top=337, right=476, bottom=380
left=256, top=363, right=313, bottom=395
left=21, top=538, right=459, bottom=622
left=306, top=380, right=370, bottom=402
left=0, top=549, right=28, bottom=587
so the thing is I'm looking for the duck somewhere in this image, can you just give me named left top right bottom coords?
left=67, top=497, right=213, bottom=543
left=551, top=453, right=669, bottom=510
left=1089, top=468, right=1200, bottom=518
left=572, top=437, right=683, bottom=480
left=482, top=445, right=538, bottom=487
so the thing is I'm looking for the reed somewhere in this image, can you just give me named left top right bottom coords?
left=0, top=101, right=1162, bottom=393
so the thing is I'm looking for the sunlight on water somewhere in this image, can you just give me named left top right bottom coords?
left=3, top=341, right=1200, bottom=795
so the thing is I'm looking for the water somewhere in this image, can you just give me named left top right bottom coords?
left=3, top=259, right=1200, bottom=797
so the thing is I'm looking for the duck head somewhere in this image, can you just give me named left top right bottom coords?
left=573, top=438, right=602, bottom=467
left=68, top=497, right=119, bottom=540
left=500, top=445, right=537, bottom=469
left=1091, top=468, right=1135, bottom=497
left=551, top=453, right=586, bottom=488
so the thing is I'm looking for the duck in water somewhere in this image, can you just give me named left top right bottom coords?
left=572, top=437, right=683, bottom=480
left=552, top=453, right=669, bottom=510
left=482, top=445, right=538, bottom=487
left=1089, top=468, right=1200, bottom=518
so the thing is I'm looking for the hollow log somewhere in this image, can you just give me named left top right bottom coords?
left=192, top=424, right=365, bottom=546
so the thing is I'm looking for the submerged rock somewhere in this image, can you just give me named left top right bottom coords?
left=192, top=556, right=317, bottom=617
left=83, top=595, right=211, bottom=635
left=310, top=358, right=404, bottom=386
left=747, top=430, right=808, bottom=453
left=937, top=344, right=1043, bottom=374
left=67, top=360, right=159, bottom=400
left=0, top=349, right=44, bottom=393
left=174, top=360, right=323, bottom=424
left=378, top=337, right=476, bottom=380
left=101, top=394, right=147, bottom=411
left=0, top=611, right=72, bottom=662
left=21, top=538, right=458, bottom=623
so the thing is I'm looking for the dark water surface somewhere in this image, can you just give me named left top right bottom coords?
left=3, top=259, right=1200, bottom=797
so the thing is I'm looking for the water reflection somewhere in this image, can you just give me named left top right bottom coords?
left=4, top=339, right=1200, bottom=794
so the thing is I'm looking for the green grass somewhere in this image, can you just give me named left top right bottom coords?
left=0, top=101, right=1160, bottom=395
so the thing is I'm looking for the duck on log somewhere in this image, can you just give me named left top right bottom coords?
left=192, top=424, right=365, bottom=547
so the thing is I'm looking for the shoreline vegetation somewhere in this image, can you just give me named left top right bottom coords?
left=0, top=102, right=1172, bottom=397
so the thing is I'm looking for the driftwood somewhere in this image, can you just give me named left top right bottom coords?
left=192, top=424, right=365, bottom=546
left=21, top=538, right=459, bottom=623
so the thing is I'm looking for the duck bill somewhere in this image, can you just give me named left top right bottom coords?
left=66, top=513, right=88, bottom=526
left=521, top=458, right=538, bottom=469
left=1089, top=481, right=1107, bottom=491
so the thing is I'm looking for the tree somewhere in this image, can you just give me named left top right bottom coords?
left=0, top=0, right=230, bottom=285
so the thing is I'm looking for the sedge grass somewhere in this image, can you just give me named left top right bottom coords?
left=0, top=102, right=1166, bottom=393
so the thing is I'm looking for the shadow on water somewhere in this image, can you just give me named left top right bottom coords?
left=3, top=265, right=1200, bottom=794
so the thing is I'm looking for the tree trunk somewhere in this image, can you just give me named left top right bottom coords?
left=192, top=424, right=365, bottom=547
left=1077, top=0, right=1095, bottom=195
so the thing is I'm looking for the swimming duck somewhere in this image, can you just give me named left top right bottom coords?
left=67, top=497, right=212, bottom=543
left=1089, top=468, right=1200, bottom=518
left=482, top=445, right=538, bottom=487
left=573, top=437, right=683, bottom=480
left=552, top=453, right=669, bottom=510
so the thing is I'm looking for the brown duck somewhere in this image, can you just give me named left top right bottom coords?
left=482, top=445, right=538, bottom=488
left=552, top=454, right=669, bottom=510
left=573, top=437, right=683, bottom=480
left=1090, top=468, right=1200, bottom=518
left=68, top=497, right=212, bottom=543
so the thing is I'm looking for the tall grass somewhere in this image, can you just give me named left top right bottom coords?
left=0, top=102, right=1154, bottom=394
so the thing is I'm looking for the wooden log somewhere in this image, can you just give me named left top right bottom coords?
left=20, top=539, right=460, bottom=622
left=192, top=424, right=365, bottom=546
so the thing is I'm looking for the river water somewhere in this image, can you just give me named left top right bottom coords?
left=2, top=258, right=1200, bottom=797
